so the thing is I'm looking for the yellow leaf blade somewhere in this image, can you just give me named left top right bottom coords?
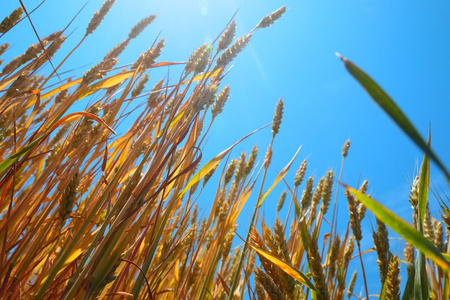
left=180, top=68, right=223, bottom=86
left=0, top=76, right=17, bottom=91
left=76, top=70, right=135, bottom=100
left=40, top=78, right=83, bottom=101
left=178, top=125, right=269, bottom=200
left=244, top=236, right=317, bottom=291
left=257, top=146, right=302, bottom=208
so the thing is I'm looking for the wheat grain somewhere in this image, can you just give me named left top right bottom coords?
left=327, top=236, right=340, bottom=282
left=357, top=204, right=366, bottom=222
left=276, top=191, right=287, bottom=213
left=308, top=234, right=330, bottom=300
left=274, top=219, right=291, bottom=264
left=254, top=6, right=286, bottom=30
left=271, top=99, right=284, bottom=138
left=309, top=177, right=324, bottom=224
left=373, top=218, right=389, bottom=284
left=342, top=139, right=350, bottom=158
left=203, top=165, right=217, bottom=187
left=424, top=205, right=435, bottom=241
left=404, top=241, right=414, bottom=267
left=274, top=219, right=296, bottom=296
left=128, top=15, right=156, bottom=39
left=212, top=85, right=230, bottom=119
left=255, top=279, right=266, bottom=300
left=0, top=43, right=9, bottom=65
left=218, top=20, right=236, bottom=52
left=234, top=152, right=247, bottom=183
left=347, top=270, right=357, bottom=299
left=194, top=45, right=211, bottom=74
left=85, top=0, right=116, bottom=36
left=185, top=44, right=208, bottom=74
left=82, top=58, right=118, bottom=85
left=264, top=144, right=273, bottom=169
left=1, top=37, right=52, bottom=75
left=222, top=225, right=237, bottom=262
left=34, top=36, right=66, bottom=70
left=147, top=78, right=165, bottom=108
left=216, top=34, right=252, bottom=69
left=191, top=82, right=218, bottom=114
left=301, top=176, right=314, bottom=211
left=132, top=39, right=165, bottom=70
left=58, top=172, right=80, bottom=225
left=104, top=40, right=130, bottom=61
left=255, top=267, right=287, bottom=300
left=385, top=255, right=400, bottom=300
left=131, top=73, right=149, bottom=98
left=344, top=236, right=355, bottom=268
left=244, top=145, right=258, bottom=177
left=0, top=43, right=9, bottom=56
left=5, top=74, right=27, bottom=97
left=408, top=175, right=419, bottom=207
left=433, top=218, right=444, bottom=252
left=294, top=159, right=307, bottom=188
left=345, top=190, right=362, bottom=242
left=0, top=7, right=24, bottom=34
left=252, top=229, right=286, bottom=295
left=320, top=170, right=334, bottom=215
left=359, top=179, right=369, bottom=195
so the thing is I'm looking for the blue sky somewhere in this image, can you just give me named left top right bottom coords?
left=3, top=0, right=450, bottom=297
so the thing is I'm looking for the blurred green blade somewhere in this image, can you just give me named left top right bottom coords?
left=336, top=53, right=450, bottom=183
left=415, top=250, right=428, bottom=300
left=402, top=262, right=415, bottom=300
left=346, top=186, right=450, bottom=272
left=0, top=138, right=41, bottom=172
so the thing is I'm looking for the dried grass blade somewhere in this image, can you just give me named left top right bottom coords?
left=50, top=111, right=116, bottom=135
left=356, top=248, right=375, bottom=257
left=216, top=272, right=231, bottom=296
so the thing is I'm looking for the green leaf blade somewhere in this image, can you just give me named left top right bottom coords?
left=418, top=134, right=430, bottom=226
left=337, top=53, right=450, bottom=183
left=346, top=186, right=450, bottom=272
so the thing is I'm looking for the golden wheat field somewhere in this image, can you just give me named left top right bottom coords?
left=1, top=1, right=450, bottom=299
